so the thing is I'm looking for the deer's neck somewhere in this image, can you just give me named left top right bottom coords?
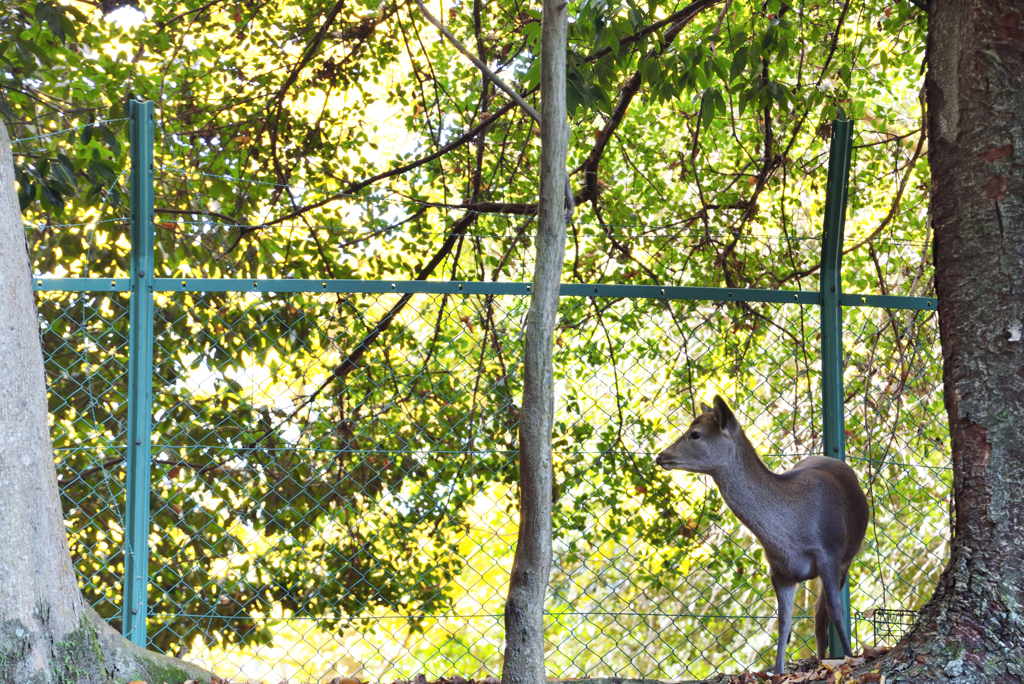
left=711, top=439, right=784, bottom=540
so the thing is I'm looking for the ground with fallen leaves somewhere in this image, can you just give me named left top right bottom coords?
left=151, top=648, right=890, bottom=684
left=721, top=647, right=891, bottom=684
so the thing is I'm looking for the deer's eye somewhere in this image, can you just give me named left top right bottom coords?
left=690, top=431, right=701, bottom=440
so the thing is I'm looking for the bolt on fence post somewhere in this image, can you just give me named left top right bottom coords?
left=121, top=98, right=156, bottom=647
left=820, top=116, right=854, bottom=658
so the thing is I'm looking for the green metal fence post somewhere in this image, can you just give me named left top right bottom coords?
left=122, top=98, right=156, bottom=646
left=820, top=117, right=854, bottom=658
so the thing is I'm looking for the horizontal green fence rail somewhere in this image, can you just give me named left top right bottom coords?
left=32, top=277, right=936, bottom=311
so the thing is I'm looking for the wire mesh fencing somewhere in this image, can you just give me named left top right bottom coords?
left=40, top=289, right=132, bottom=626
left=36, top=282, right=949, bottom=680
left=24, top=107, right=951, bottom=682
left=843, top=306, right=950, bottom=649
left=145, top=289, right=527, bottom=660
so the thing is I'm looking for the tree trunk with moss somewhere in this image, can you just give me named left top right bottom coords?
left=0, top=124, right=213, bottom=684
left=871, top=1, right=1024, bottom=681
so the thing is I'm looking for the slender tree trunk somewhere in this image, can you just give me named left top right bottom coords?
left=501, top=2, right=569, bottom=684
left=0, top=125, right=212, bottom=683
left=872, top=1, right=1024, bottom=681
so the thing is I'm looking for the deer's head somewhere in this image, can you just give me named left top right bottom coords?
left=656, top=395, right=742, bottom=475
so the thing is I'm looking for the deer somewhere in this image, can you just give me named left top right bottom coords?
left=656, top=395, right=869, bottom=676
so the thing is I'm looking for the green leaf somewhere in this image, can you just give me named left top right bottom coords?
left=18, top=183, right=35, bottom=210
left=728, top=31, right=748, bottom=50
left=100, top=126, right=121, bottom=158
left=730, top=46, right=748, bottom=81
left=59, top=14, right=76, bottom=42
left=658, top=77, right=678, bottom=102
left=711, top=56, right=729, bottom=81
left=55, top=153, right=78, bottom=189
left=524, top=59, right=540, bottom=91
left=693, top=63, right=709, bottom=90
left=778, top=37, right=790, bottom=62
left=34, top=2, right=50, bottom=24
left=45, top=6, right=65, bottom=43
left=628, top=6, right=644, bottom=30
left=714, top=88, right=727, bottom=115
left=41, top=182, right=65, bottom=212
left=16, top=168, right=35, bottom=210
left=64, top=4, right=87, bottom=21
left=700, top=90, right=715, bottom=130
left=50, top=159, right=70, bottom=187
left=641, top=58, right=659, bottom=85
left=89, top=159, right=118, bottom=183
left=749, top=49, right=764, bottom=78
left=566, top=75, right=587, bottom=116
left=775, top=83, right=790, bottom=113
left=607, top=30, right=621, bottom=58
left=677, top=68, right=694, bottom=92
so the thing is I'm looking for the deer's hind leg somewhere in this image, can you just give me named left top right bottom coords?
left=771, top=575, right=797, bottom=675
left=817, top=563, right=853, bottom=658
left=814, top=584, right=830, bottom=661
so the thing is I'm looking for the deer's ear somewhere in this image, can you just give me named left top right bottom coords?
left=713, top=395, right=738, bottom=436
left=699, top=402, right=713, bottom=414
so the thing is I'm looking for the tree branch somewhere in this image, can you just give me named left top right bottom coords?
left=583, top=1, right=717, bottom=64
left=256, top=95, right=530, bottom=229
left=265, top=0, right=350, bottom=182
left=414, top=0, right=541, bottom=125
left=581, top=0, right=722, bottom=204
left=415, top=0, right=577, bottom=222
left=247, top=210, right=479, bottom=448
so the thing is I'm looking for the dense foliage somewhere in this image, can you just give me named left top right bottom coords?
left=5, top=0, right=947, bottom=678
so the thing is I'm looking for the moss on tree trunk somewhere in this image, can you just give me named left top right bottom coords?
left=0, top=605, right=211, bottom=684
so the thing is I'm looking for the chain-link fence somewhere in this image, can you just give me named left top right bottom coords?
left=42, top=289, right=132, bottom=624
left=843, top=306, right=950, bottom=652
left=26, top=103, right=950, bottom=681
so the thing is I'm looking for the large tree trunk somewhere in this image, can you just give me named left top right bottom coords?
left=0, top=125, right=213, bottom=683
left=873, top=1, right=1024, bottom=681
left=501, top=2, right=569, bottom=684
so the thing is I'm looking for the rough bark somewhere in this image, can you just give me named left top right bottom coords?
left=0, top=124, right=213, bottom=683
left=500, top=2, right=568, bottom=684
left=869, top=1, right=1024, bottom=681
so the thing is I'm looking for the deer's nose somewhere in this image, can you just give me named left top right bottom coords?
left=655, top=453, right=665, bottom=467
